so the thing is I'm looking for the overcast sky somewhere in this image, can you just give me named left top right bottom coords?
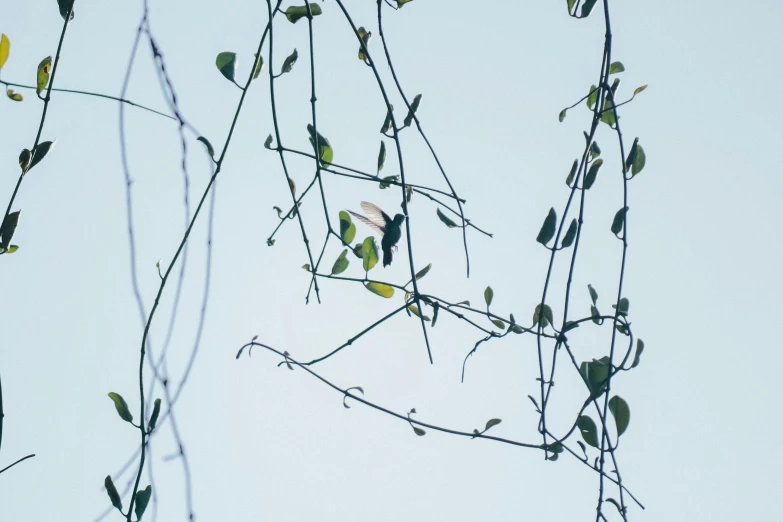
left=1, top=1, right=782, bottom=521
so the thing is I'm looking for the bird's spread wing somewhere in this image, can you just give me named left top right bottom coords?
left=360, top=201, right=392, bottom=228
left=347, top=209, right=386, bottom=237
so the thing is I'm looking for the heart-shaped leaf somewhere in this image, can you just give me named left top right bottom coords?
left=215, top=52, right=237, bottom=83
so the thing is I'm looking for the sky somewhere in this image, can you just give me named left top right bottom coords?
left=1, top=0, right=782, bottom=521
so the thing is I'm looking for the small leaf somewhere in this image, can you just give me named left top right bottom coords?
left=563, top=321, right=579, bottom=333
left=28, top=141, right=55, bottom=172
left=484, top=418, right=502, bottom=431
left=365, top=282, right=394, bottom=298
left=608, top=395, right=630, bottom=436
left=215, top=52, right=237, bottom=84
left=302, top=263, right=311, bottom=271
left=431, top=302, right=439, bottom=327
left=264, top=134, right=274, bottom=149
left=252, top=53, right=264, bottom=80
left=414, top=263, right=432, bottom=280
left=567, top=0, right=577, bottom=12
left=631, top=339, right=644, bottom=368
left=36, top=56, right=52, bottom=96
left=4, top=245, right=19, bottom=254
left=436, top=207, right=459, bottom=228
left=581, top=0, right=598, bottom=17
left=601, top=94, right=616, bottom=127
left=196, top=136, right=215, bottom=158
left=403, top=94, right=422, bottom=127
left=533, top=303, right=553, bottom=328
left=616, top=297, right=629, bottom=315
left=307, top=124, right=333, bottom=166
left=484, top=286, right=494, bottom=307
left=611, top=207, right=629, bottom=236
left=586, top=85, right=598, bottom=109
left=560, top=219, right=577, bottom=248
left=380, top=105, right=394, bottom=133
left=148, top=398, right=161, bottom=432
left=588, top=284, right=598, bottom=305
left=590, top=141, right=601, bottom=160
left=18, top=149, right=32, bottom=173
left=339, top=211, right=356, bottom=244
left=397, top=0, right=414, bottom=6
left=362, top=236, right=379, bottom=272
left=408, top=305, right=430, bottom=321
left=536, top=208, right=557, bottom=246
left=413, top=426, right=426, bottom=436
left=104, top=476, right=122, bottom=511
left=558, top=109, right=567, bottom=122
left=331, top=249, right=350, bottom=275
left=631, top=144, right=646, bottom=176
left=135, top=485, right=152, bottom=520
left=108, top=392, right=133, bottom=423
left=0, top=34, right=9, bottom=71
left=6, top=89, right=22, bottom=101
left=565, top=159, right=578, bottom=186
left=577, top=415, right=599, bottom=448
left=281, top=48, right=298, bottom=74
left=606, top=498, right=624, bottom=515
left=57, top=0, right=75, bottom=22
left=352, top=243, right=363, bottom=259
left=583, top=159, right=603, bottom=190
left=288, top=178, right=296, bottom=195
left=0, top=211, right=21, bottom=250
left=633, top=85, right=648, bottom=96
left=580, top=356, right=611, bottom=399
left=284, top=4, right=323, bottom=24
left=491, top=318, right=505, bottom=329
left=357, top=26, right=372, bottom=62
left=377, top=141, right=386, bottom=173
left=609, top=61, right=625, bottom=74
left=590, top=305, right=601, bottom=324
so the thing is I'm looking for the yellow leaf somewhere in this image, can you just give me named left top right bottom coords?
left=0, top=34, right=10, bottom=71
left=37, top=56, right=52, bottom=95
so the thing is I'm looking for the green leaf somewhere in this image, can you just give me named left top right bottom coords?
left=632, top=144, right=646, bottom=176
left=615, top=297, right=629, bottom=315
left=264, top=134, right=274, bottom=149
left=331, top=249, right=350, bottom=275
left=0, top=34, right=9, bottom=71
left=281, top=48, right=298, bottom=74
left=403, top=94, right=422, bottom=127
left=581, top=0, right=598, bottom=17
left=134, top=485, right=152, bottom=520
left=563, top=321, right=579, bottom=333
left=252, top=53, right=264, bottom=80
left=288, top=178, right=296, bottom=196
left=357, top=26, right=371, bottom=62
left=379, top=106, right=395, bottom=135
left=413, top=426, right=426, bottom=436
left=0, top=211, right=21, bottom=250
left=339, top=211, right=356, bottom=244
left=565, top=159, right=578, bottom=186
left=583, top=159, right=603, bottom=190
left=589, top=141, right=601, bottom=160
left=588, top=285, right=598, bottom=305
left=633, top=85, right=648, bottom=96
left=485, top=418, right=502, bottom=431
left=590, top=305, right=600, bottom=324
left=397, top=0, right=414, bottom=6
left=58, top=0, right=75, bottom=22
left=431, top=302, right=439, bottom=326
left=28, top=140, right=55, bottom=172
left=377, top=141, right=386, bottom=173
left=104, top=476, right=122, bottom=511
left=18, top=149, right=31, bottom=173
left=378, top=175, right=398, bottom=189
left=484, top=286, right=494, bottom=307
left=4, top=245, right=19, bottom=254
left=196, top=136, right=215, bottom=158
left=107, top=392, right=133, bottom=423
left=490, top=318, right=505, bottom=329
left=631, top=339, right=644, bottom=368
left=611, top=207, right=628, bottom=236
left=408, top=305, right=430, bottom=321
left=215, top=52, right=237, bottom=84
left=436, top=207, right=459, bottom=228
left=365, top=281, right=394, bottom=298
left=307, top=124, right=333, bottom=167
left=579, top=356, right=611, bottom=399
left=533, top=303, right=554, bottom=328
left=609, top=61, right=625, bottom=74
left=536, top=208, right=557, bottom=246
left=415, top=263, right=432, bottom=280
left=586, top=85, right=598, bottom=109
left=6, top=88, right=22, bottom=101
left=561, top=219, right=577, bottom=248
left=566, top=0, right=577, bottom=13
left=362, top=236, right=379, bottom=272
left=148, top=398, right=161, bottom=432
left=284, top=4, right=322, bottom=24
left=577, top=415, right=599, bottom=448
left=608, top=396, right=630, bottom=436
left=558, top=109, right=567, bottom=122
left=36, top=56, right=52, bottom=96
left=600, top=94, right=616, bottom=127
left=352, top=243, right=363, bottom=259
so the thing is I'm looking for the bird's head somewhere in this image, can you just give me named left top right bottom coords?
left=392, top=214, right=406, bottom=226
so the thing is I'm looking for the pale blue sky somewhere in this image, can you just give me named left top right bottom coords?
left=1, top=1, right=781, bottom=521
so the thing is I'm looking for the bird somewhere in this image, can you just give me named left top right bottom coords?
left=347, top=201, right=405, bottom=267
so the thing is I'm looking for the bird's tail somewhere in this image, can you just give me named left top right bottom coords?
left=383, top=247, right=392, bottom=267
